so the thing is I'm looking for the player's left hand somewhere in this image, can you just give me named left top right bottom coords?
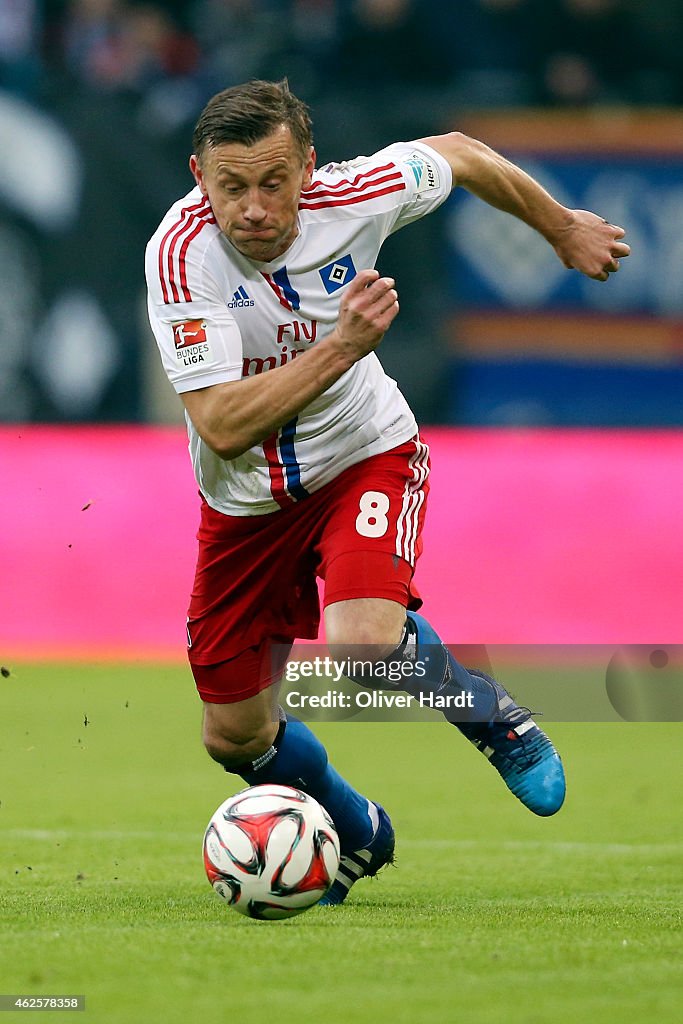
left=551, top=210, right=631, bottom=282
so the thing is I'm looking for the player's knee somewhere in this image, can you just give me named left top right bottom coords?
left=325, top=599, right=406, bottom=657
left=203, top=720, right=278, bottom=769
left=326, top=622, right=404, bottom=660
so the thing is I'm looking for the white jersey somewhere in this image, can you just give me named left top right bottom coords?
left=145, top=140, right=452, bottom=515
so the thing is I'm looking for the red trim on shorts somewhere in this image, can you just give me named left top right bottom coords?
left=323, top=548, right=423, bottom=611
left=395, top=437, right=430, bottom=565
left=191, top=638, right=292, bottom=704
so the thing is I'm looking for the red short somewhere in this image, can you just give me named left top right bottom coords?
left=188, top=436, right=430, bottom=703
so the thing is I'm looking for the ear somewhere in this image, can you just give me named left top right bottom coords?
left=302, top=147, right=316, bottom=190
left=189, top=154, right=207, bottom=195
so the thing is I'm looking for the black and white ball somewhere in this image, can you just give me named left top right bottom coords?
left=203, top=784, right=340, bottom=920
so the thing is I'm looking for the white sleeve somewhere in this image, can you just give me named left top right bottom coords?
left=383, top=140, right=453, bottom=233
left=304, top=141, right=452, bottom=243
left=145, top=236, right=243, bottom=394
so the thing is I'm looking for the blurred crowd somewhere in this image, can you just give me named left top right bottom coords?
left=1, top=1, right=682, bottom=426
left=2, top=0, right=683, bottom=124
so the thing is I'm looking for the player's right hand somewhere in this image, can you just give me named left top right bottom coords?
left=334, top=269, right=399, bottom=359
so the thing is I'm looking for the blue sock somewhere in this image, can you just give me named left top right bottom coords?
left=400, top=611, right=497, bottom=730
left=233, top=714, right=375, bottom=853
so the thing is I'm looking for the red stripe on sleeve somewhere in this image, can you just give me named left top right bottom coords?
left=166, top=207, right=213, bottom=303
left=178, top=213, right=216, bottom=301
left=302, top=162, right=397, bottom=195
left=157, top=198, right=211, bottom=304
left=298, top=181, right=406, bottom=211
left=299, top=170, right=403, bottom=202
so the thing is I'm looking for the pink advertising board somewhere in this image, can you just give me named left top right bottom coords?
left=1, top=426, right=680, bottom=660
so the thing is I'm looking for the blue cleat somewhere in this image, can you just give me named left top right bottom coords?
left=319, top=804, right=395, bottom=906
left=465, top=670, right=566, bottom=816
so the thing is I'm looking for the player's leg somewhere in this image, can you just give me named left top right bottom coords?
left=200, top=667, right=280, bottom=766
left=320, top=437, right=566, bottom=818
left=327, top=600, right=565, bottom=815
left=194, top=647, right=378, bottom=854
left=186, top=496, right=384, bottom=856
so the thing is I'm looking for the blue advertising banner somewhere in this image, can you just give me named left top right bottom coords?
left=443, top=111, right=683, bottom=425
left=447, top=155, right=683, bottom=315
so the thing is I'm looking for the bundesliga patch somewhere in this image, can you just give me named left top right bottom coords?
left=172, top=319, right=210, bottom=367
left=173, top=319, right=207, bottom=349
left=403, top=152, right=440, bottom=194
left=319, top=254, right=357, bottom=294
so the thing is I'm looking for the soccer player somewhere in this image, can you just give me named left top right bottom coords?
left=145, top=80, right=629, bottom=904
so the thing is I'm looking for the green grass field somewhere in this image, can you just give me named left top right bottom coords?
left=1, top=663, right=681, bottom=1024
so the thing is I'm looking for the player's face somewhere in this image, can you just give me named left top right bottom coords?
left=190, top=126, right=315, bottom=262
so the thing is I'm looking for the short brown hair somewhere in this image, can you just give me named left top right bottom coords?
left=192, top=79, right=313, bottom=164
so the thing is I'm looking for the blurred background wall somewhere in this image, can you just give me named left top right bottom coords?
left=1, top=0, right=682, bottom=427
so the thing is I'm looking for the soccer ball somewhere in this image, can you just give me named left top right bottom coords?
left=203, top=784, right=340, bottom=920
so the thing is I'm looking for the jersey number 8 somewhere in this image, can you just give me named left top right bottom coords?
left=355, top=491, right=390, bottom=538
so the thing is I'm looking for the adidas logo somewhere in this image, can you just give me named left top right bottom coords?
left=227, top=285, right=255, bottom=308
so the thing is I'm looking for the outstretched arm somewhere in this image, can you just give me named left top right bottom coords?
left=420, top=132, right=630, bottom=282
